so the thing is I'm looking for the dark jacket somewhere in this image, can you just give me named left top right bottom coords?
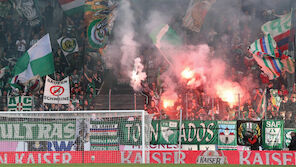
left=289, top=136, right=296, bottom=151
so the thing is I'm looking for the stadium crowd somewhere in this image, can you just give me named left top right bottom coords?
left=0, top=0, right=295, bottom=129
left=0, top=1, right=104, bottom=111
left=142, top=1, right=296, bottom=128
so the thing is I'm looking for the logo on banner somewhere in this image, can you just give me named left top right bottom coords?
left=264, top=121, right=282, bottom=145
left=219, top=127, right=235, bottom=144
left=284, top=129, right=296, bottom=147
left=43, top=76, right=70, bottom=104
left=196, top=150, right=228, bottom=164
left=57, top=37, right=79, bottom=56
left=7, top=96, right=32, bottom=111
left=50, top=86, right=65, bottom=96
left=88, top=19, right=108, bottom=48
left=159, top=121, right=178, bottom=144
left=237, top=121, right=262, bottom=146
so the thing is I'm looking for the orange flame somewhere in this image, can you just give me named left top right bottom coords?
left=162, top=99, right=175, bottom=109
left=219, top=89, right=237, bottom=107
left=181, top=67, right=194, bottom=79
left=215, top=81, right=243, bottom=108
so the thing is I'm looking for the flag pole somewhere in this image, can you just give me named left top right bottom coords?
left=288, top=7, right=296, bottom=96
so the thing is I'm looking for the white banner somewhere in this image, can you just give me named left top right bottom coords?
left=43, top=76, right=70, bottom=104
left=7, top=96, right=33, bottom=111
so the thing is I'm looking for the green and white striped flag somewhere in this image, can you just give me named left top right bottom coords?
left=11, top=34, right=54, bottom=85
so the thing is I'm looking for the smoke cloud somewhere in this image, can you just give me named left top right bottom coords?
left=104, top=0, right=146, bottom=88
left=103, top=0, right=286, bottom=104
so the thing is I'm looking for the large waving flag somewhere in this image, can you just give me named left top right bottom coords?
left=261, top=12, right=295, bottom=74
left=11, top=34, right=55, bottom=85
left=249, top=34, right=284, bottom=80
left=261, top=12, right=291, bottom=52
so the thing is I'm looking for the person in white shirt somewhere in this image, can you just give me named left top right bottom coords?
left=16, top=35, right=26, bottom=57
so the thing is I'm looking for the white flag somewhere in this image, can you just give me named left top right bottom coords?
left=43, top=76, right=70, bottom=104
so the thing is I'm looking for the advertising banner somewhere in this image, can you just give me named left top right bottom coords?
left=0, top=121, right=75, bottom=141
left=83, top=150, right=296, bottom=165
left=284, top=128, right=296, bottom=148
left=0, top=151, right=81, bottom=164
left=7, top=96, right=32, bottom=111
left=43, top=76, right=70, bottom=104
left=47, top=141, right=74, bottom=151
left=218, top=121, right=237, bottom=150
left=262, top=120, right=284, bottom=150
left=237, top=120, right=262, bottom=146
left=0, top=150, right=295, bottom=164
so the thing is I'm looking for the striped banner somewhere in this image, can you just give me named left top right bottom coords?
left=261, top=12, right=291, bottom=52
left=252, top=53, right=283, bottom=79
left=249, top=34, right=284, bottom=79
left=249, top=34, right=280, bottom=57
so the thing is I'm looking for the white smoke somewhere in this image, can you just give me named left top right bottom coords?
left=103, top=0, right=147, bottom=90
left=130, top=57, right=147, bottom=91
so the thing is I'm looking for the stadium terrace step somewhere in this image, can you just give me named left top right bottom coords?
left=93, top=94, right=145, bottom=110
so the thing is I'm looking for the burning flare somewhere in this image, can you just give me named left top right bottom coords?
left=181, top=67, right=194, bottom=79
left=162, top=99, right=175, bottom=109
left=215, top=81, right=243, bottom=108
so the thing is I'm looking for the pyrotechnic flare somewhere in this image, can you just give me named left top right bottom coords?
left=162, top=99, right=175, bottom=109
left=130, top=57, right=147, bottom=91
left=180, top=67, right=205, bottom=88
left=215, top=81, right=244, bottom=108
left=181, top=67, right=194, bottom=79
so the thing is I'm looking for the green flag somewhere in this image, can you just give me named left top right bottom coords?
left=262, top=120, right=284, bottom=150
left=11, top=34, right=55, bottom=85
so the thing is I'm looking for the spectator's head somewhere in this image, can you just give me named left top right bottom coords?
left=84, top=99, right=88, bottom=106
left=291, top=132, right=296, bottom=137
left=151, top=100, right=155, bottom=107
left=283, top=96, right=288, bottom=103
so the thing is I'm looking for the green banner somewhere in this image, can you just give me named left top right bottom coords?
left=284, top=128, right=296, bottom=148
left=150, top=120, right=160, bottom=145
left=120, top=120, right=218, bottom=145
left=119, top=120, right=142, bottom=145
left=0, top=121, right=75, bottom=141
left=159, top=120, right=179, bottom=144
left=218, top=121, right=237, bottom=150
left=262, top=120, right=284, bottom=150
left=90, top=121, right=119, bottom=150
left=181, top=121, right=218, bottom=144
